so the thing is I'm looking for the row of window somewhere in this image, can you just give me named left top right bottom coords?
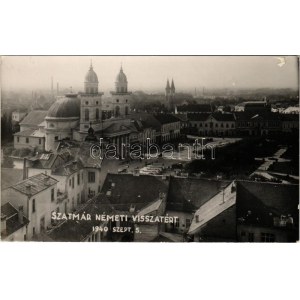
left=193, top=122, right=234, bottom=128
left=16, top=137, right=42, bottom=144
left=241, top=231, right=275, bottom=242
left=69, top=172, right=84, bottom=188
left=85, top=100, right=100, bottom=105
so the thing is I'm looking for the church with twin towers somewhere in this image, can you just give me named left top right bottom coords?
left=14, top=63, right=180, bottom=152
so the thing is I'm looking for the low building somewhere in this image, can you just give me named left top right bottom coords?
left=13, top=129, right=45, bottom=151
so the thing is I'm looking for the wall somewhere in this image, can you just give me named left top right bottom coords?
left=14, top=135, right=45, bottom=151
left=237, top=224, right=298, bottom=243
left=165, top=210, right=193, bottom=234
left=3, top=224, right=27, bottom=242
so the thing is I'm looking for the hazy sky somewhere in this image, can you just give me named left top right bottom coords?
left=1, top=56, right=299, bottom=93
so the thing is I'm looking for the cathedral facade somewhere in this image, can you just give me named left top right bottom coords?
left=44, top=64, right=132, bottom=151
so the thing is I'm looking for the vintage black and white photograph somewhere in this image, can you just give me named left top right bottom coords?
left=1, top=56, right=299, bottom=242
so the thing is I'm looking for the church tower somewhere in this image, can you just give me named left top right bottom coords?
left=110, top=66, right=131, bottom=117
left=166, top=78, right=175, bottom=111
left=80, top=63, right=103, bottom=132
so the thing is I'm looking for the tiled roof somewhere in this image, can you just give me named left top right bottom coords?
left=187, top=113, right=210, bottom=121
left=153, top=114, right=180, bottom=125
left=236, top=181, right=299, bottom=228
left=130, top=113, right=162, bottom=130
left=14, top=129, right=45, bottom=138
left=177, top=104, right=213, bottom=113
left=29, top=153, right=67, bottom=169
left=101, top=173, right=169, bottom=211
left=211, top=112, right=235, bottom=122
left=19, top=110, right=48, bottom=126
left=8, top=173, right=58, bottom=196
left=52, top=160, right=84, bottom=176
left=13, top=129, right=35, bottom=137
left=167, top=177, right=229, bottom=213
left=1, top=202, right=29, bottom=238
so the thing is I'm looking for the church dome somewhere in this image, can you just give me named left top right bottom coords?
left=47, top=94, right=80, bottom=118
left=85, top=64, right=98, bottom=83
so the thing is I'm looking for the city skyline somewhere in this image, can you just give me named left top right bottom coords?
left=1, top=56, right=299, bottom=93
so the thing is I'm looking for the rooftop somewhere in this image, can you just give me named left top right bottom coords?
left=177, top=104, right=214, bottom=113
left=19, top=110, right=48, bottom=126
left=236, top=181, right=299, bottom=228
left=167, top=177, right=230, bottom=213
left=7, top=173, right=58, bottom=196
left=101, top=173, right=169, bottom=212
left=1, top=202, right=29, bottom=238
left=153, top=114, right=181, bottom=125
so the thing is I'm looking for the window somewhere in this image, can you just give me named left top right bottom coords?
left=72, top=177, right=74, bottom=188
left=88, top=171, right=95, bottom=183
left=32, top=199, right=35, bottom=213
left=115, top=106, right=120, bottom=117
left=39, top=138, right=41, bottom=144
left=24, top=234, right=27, bottom=241
left=126, top=99, right=128, bottom=103
left=215, top=123, right=218, bottom=128
left=96, top=101, right=99, bottom=105
left=116, top=99, right=119, bottom=103
left=26, top=137, right=29, bottom=143
left=51, top=188, right=54, bottom=202
left=77, top=173, right=80, bottom=185
left=55, top=136, right=58, bottom=141
left=17, top=137, right=20, bottom=142
left=175, top=218, right=180, bottom=228
left=248, top=232, right=254, bottom=242
left=69, top=179, right=71, bottom=187
left=77, top=193, right=80, bottom=205
left=226, top=124, right=229, bottom=128
left=85, top=101, right=89, bottom=105
left=205, top=124, right=208, bottom=127
left=241, top=231, right=246, bottom=237
left=85, top=109, right=89, bottom=121
left=186, top=219, right=191, bottom=228
left=221, top=123, right=224, bottom=128
left=33, top=227, right=35, bottom=236
left=125, top=106, right=129, bottom=115
left=49, top=123, right=54, bottom=128
left=261, top=233, right=275, bottom=242
left=96, top=108, right=100, bottom=120
left=231, top=124, right=234, bottom=128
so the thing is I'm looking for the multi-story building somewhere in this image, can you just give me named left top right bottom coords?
left=1, top=173, right=58, bottom=240
left=188, top=112, right=236, bottom=136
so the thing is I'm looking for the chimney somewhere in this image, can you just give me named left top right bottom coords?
left=26, top=184, right=31, bottom=194
left=18, top=206, right=24, bottom=224
left=44, top=177, right=50, bottom=186
left=1, top=214, right=7, bottom=235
